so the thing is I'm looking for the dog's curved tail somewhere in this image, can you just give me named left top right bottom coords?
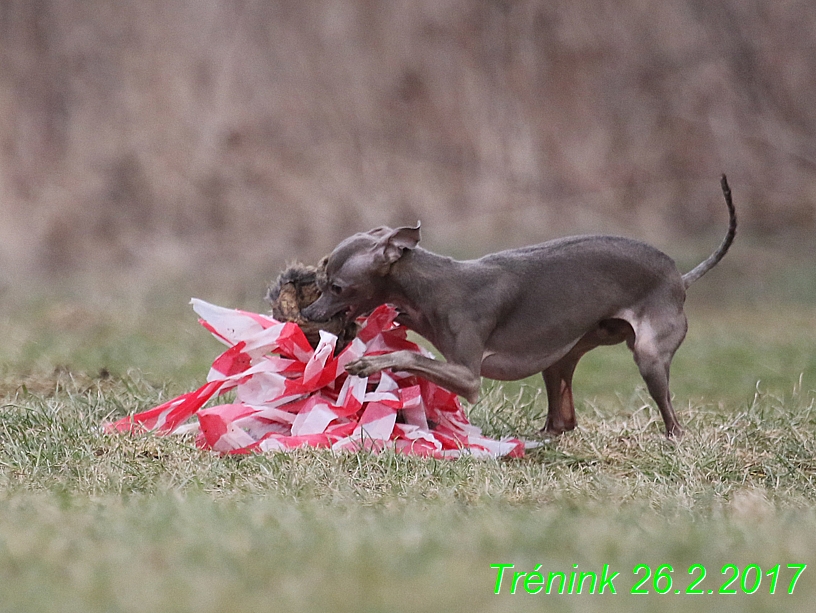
left=682, top=175, right=737, bottom=289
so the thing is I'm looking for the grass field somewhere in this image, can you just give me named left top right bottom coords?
left=1, top=289, right=815, bottom=612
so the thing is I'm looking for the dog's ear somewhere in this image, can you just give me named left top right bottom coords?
left=374, top=222, right=421, bottom=273
left=365, top=226, right=392, bottom=239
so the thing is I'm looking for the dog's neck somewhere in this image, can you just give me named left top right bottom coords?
left=383, top=248, right=465, bottom=336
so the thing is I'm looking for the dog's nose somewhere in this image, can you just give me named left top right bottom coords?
left=300, top=300, right=329, bottom=322
left=300, top=302, right=318, bottom=320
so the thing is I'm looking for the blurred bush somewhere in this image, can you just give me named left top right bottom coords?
left=0, top=0, right=814, bottom=291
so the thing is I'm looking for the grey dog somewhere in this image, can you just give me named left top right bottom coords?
left=302, top=176, right=736, bottom=438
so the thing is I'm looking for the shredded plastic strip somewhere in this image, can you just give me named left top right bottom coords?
left=107, top=299, right=527, bottom=458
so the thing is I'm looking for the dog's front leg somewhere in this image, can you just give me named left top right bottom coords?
left=346, top=351, right=482, bottom=403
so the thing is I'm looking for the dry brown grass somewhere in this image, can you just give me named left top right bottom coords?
left=0, top=0, right=814, bottom=292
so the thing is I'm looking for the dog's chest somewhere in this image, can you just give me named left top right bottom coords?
left=395, top=306, right=432, bottom=338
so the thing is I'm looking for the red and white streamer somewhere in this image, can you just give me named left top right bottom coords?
left=108, top=299, right=526, bottom=458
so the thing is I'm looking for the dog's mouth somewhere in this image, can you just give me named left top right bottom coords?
left=301, top=301, right=356, bottom=324
left=320, top=304, right=373, bottom=324
left=344, top=304, right=370, bottom=322
left=327, top=305, right=353, bottom=322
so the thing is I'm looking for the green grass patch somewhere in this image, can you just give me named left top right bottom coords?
left=0, top=294, right=815, bottom=612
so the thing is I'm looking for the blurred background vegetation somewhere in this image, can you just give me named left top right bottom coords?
left=0, top=0, right=814, bottom=305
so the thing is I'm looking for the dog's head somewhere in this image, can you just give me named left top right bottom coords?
left=300, top=223, right=420, bottom=322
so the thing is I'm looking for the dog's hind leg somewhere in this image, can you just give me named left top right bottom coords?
left=541, top=319, right=634, bottom=435
left=542, top=357, right=581, bottom=434
left=628, top=311, right=688, bottom=438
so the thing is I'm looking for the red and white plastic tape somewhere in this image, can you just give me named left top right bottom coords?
left=107, top=299, right=527, bottom=458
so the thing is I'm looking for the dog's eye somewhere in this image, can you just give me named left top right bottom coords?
left=330, top=284, right=343, bottom=296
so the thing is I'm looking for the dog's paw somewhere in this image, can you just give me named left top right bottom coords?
left=345, top=357, right=380, bottom=377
